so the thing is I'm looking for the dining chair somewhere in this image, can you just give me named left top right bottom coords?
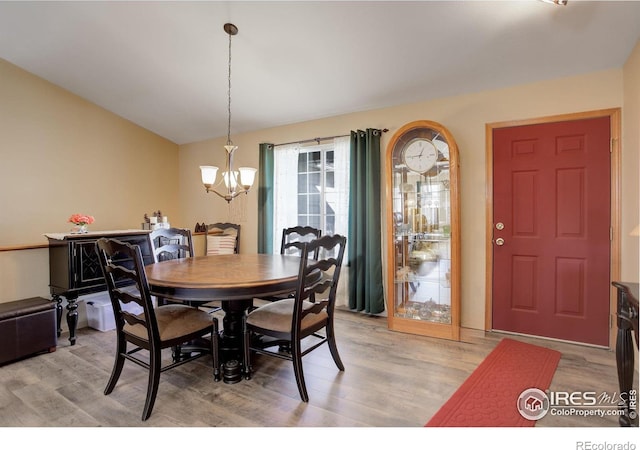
left=148, top=226, right=221, bottom=358
left=205, top=222, right=240, bottom=255
left=242, top=234, right=347, bottom=402
left=280, top=226, right=322, bottom=257
left=148, top=227, right=196, bottom=306
left=253, top=226, right=323, bottom=308
left=148, top=227, right=195, bottom=263
left=202, top=223, right=241, bottom=312
left=95, top=237, right=221, bottom=421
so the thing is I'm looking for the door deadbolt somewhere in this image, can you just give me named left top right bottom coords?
left=495, top=222, right=504, bottom=230
left=495, top=237, right=505, bottom=246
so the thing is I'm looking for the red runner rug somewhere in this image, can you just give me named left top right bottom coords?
left=426, top=338, right=561, bottom=427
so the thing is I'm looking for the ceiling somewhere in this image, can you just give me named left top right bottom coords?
left=1, top=1, right=639, bottom=145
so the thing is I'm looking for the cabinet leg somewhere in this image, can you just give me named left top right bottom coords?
left=53, top=294, right=63, bottom=337
left=65, top=295, right=79, bottom=346
left=616, top=321, right=638, bottom=427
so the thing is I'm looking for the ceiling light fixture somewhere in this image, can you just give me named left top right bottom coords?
left=200, top=23, right=256, bottom=203
left=540, top=0, right=568, bottom=5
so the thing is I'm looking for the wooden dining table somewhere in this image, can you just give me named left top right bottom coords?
left=145, top=253, right=303, bottom=374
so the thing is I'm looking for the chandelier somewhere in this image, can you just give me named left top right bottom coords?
left=200, top=23, right=257, bottom=202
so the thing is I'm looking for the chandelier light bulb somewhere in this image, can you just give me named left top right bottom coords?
left=200, top=166, right=219, bottom=191
left=239, top=167, right=257, bottom=189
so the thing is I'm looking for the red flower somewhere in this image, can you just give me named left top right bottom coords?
left=68, top=214, right=95, bottom=226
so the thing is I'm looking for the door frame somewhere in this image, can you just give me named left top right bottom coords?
left=484, top=108, right=621, bottom=348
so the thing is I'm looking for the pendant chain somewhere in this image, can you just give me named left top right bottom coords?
left=226, top=30, right=233, bottom=147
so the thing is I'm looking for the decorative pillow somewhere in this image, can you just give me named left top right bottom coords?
left=209, top=227, right=237, bottom=237
left=207, top=235, right=237, bottom=255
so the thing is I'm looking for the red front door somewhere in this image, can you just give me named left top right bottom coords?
left=492, top=116, right=611, bottom=346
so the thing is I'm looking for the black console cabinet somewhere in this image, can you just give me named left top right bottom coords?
left=47, top=230, right=152, bottom=345
left=612, top=281, right=639, bottom=427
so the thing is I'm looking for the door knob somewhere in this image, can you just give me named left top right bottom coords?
left=495, top=237, right=505, bottom=246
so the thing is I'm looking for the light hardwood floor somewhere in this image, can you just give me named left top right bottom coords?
left=0, top=308, right=636, bottom=431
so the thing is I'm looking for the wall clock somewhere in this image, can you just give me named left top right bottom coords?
left=402, top=138, right=438, bottom=173
left=392, top=121, right=450, bottom=177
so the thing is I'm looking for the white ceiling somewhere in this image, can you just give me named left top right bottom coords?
left=1, top=1, right=639, bottom=145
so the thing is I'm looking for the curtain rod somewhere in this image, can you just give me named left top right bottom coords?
left=272, top=128, right=388, bottom=148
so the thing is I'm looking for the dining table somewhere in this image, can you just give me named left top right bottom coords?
left=144, top=253, right=303, bottom=380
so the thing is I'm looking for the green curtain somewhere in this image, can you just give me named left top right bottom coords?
left=348, top=129, right=385, bottom=314
left=258, top=143, right=274, bottom=254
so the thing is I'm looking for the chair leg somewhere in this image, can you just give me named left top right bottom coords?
left=171, top=345, right=182, bottom=362
left=104, top=333, right=127, bottom=395
left=278, top=341, right=292, bottom=353
left=142, top=347, right=162, bottom=421
left=212, top=318, right=221, bottom=382
left=326, top=321, right=345, bottom=371
left=242, top=319, right=252, bottom=380
left=291, top=339, right=309, bottom=402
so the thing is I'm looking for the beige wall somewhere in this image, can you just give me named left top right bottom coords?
left=180, top=68, right=635, bottom=331
left=622, top=39, right=640, bottom=282
left=0, top=58, right=180, bottom=307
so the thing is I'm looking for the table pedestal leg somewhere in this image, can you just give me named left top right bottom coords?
left=220, top=299, right=252, bottom=383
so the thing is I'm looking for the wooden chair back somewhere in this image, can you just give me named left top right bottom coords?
left=280, top=226, right=322, bottom=257
left=148, top=227, right=195, bottom=263
left=293, top=234, right=346, bottom=326
left=205, top=222, right=240, bottom=255
left=95, top=238, right=160, bottom=346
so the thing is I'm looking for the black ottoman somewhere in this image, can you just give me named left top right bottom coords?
left=0, top=297, right=57, bottom=365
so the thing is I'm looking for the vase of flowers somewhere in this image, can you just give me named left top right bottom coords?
left=68, top=214, right=95, bottom=233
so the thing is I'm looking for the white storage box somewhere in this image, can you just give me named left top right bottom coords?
left=86, top=297, right=143, bottom=332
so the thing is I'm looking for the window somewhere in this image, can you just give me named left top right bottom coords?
left=273, top=137, right=350, bottom=254
left=297, top=145, right=331, bottom=230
